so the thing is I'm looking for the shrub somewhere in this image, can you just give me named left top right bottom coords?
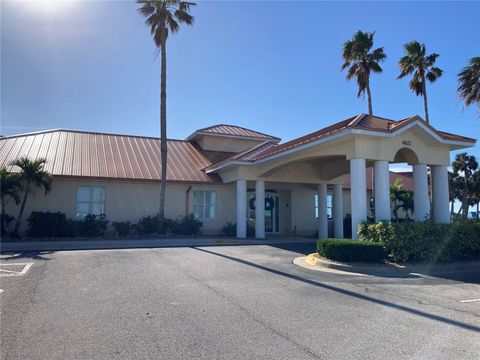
left=112, top=221, right=131, bottom=237
left=222, top=222, right=236, bottom=237
left=317, top=238, right=386, bottom=263
left=246, top=219, right=255, bottom=237
left=27, top=211, right=74, bottom=238
left=172, top=214, right=202, bottom=236
left=136, top=215, right=160, bottom=235
left=359, top=221, right=480, bottom=263
left=1, top=213, right=14, bottom=236
left=74, top=214, right=108, bottom=238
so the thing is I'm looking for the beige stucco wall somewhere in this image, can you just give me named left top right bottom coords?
left=196, top=135, right=266, bottom=153
left=5, top=177, right=366, bottom=237
left=5, top=178, right=236, bottom=235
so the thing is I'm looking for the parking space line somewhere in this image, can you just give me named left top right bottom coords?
left=460, top=299, right=480, bottom=303
left=0, top=262, right=33, bottom=277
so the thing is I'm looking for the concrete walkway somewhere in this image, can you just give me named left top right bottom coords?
left=0, top=236, right=314, bottom=252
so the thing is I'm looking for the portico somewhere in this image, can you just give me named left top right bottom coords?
left=205, top=114, right=475, bottom=239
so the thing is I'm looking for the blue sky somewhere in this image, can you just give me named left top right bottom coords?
left=1, top=0, right=479, bottom=161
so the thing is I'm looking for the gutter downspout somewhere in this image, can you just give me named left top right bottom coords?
left=185, top=186, right=192, bottom=217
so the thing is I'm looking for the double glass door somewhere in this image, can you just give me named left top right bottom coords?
left=247, top=191, right=280, bottom=234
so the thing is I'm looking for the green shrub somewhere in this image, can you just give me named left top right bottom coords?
left=222, top=222, right=236, bottom=237
left=136, top=215, right=160, bottom=235
left=317, top=238, right=386, bottom=263
left=112, top=221, right=131, bottom=237
left=74, top=214, right=108, bottom=238
left=1, top=213, right=14, bottom=236
left=172, top=214, right=202, bottom=236
left=27, top=211, right=74, bottom=238
left=136, top=214, right=202, bottom=236
left=359, top=221, right=480, bottom=263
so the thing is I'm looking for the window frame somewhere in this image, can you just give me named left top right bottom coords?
left=192, top=190, right=217, bottom=220
left=75, top=185, right=106, bottom=218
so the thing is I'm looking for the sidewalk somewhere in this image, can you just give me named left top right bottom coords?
left=0, top=236, right=314, bottom=252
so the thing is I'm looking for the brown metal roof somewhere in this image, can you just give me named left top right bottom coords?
left=186, top=124, right=280, bottom=142
left=0, top=129, right=233, bottom=183
left=235, top=114, right=476, bottom=162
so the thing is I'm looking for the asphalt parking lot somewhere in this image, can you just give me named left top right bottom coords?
left=1, top=242, right=479, bottom=360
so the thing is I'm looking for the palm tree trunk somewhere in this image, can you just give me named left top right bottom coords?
left=13, top=191, right=28, bottom=237
left=462, top=179, right=469, bottom=217
left=158, top=33, right=168, bottom=225
left=366, top=79, right=373, bottom=115
left=422, top=75, right=429, bottom=124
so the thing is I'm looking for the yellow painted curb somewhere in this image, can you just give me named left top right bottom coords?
left=305, top=253, right=320, bottom=266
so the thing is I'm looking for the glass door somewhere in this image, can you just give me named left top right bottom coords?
left=248, top=192, right=280, bottom=234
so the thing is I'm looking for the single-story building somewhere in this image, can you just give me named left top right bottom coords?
left=1, top=114, right=475, bottom=238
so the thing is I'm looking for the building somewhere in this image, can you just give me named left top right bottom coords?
left=1, top=114, right=475, bottom=238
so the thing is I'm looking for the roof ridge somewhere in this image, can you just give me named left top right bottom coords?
left=190, top=123, right=280, bottom=140
left=0, top=128, right=191, bottom=142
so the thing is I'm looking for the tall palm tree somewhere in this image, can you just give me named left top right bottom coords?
left=137, top=0, right=195, bottom=225
left=10, top=157, right=52, bottom=237
left=397, top=41, right=443, bottom=124
left=0, top=167, right=21, bottom=235
left=341, top=30, right=386, bottom=115
left=457, top=56, right=480, bottom=112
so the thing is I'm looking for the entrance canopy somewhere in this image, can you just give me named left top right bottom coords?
left=206, top=114, right=475, bottom=185
left=205, top=114, right=476, bottom=239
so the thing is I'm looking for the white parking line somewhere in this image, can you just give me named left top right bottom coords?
left=0, top=262, right=33, bottom=277
left=460, top=299, right=480, bottom=303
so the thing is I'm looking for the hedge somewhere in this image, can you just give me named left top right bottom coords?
left=358, top=221, right=480, bottom=263
left=317, top=238, right=386, bottom=263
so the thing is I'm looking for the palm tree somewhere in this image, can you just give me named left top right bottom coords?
left=341, top=30, right=386, bottom=115
left=452, top=152, right=478, bottom=217
left=397, top=41, right=443, bottom=124
left=457, top=56, right=480, bottom=113
left=0, top=167, right=21, bottom=235
left=137, top=0, right=195, bottom=225
left=10, top=157, right=52, bottom=237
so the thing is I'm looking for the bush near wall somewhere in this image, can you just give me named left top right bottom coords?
left=136, top=214, right=202, bottom=236
left=27, top=211, right=74, bottom=238
left=358, top=221, right=480, bottom=263
left=317, top=238, right=386, bottom=263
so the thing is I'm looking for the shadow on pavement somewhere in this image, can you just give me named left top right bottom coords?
left=193, top=246, right=480, bottom=334
left=0, top=251, right=54, bottom=261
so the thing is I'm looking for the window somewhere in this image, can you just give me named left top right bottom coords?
left=193, top=190, right=216, bottom=219
left=314, top=194, right=332, bottom=219
left=76, top=186, right=106, bottom=218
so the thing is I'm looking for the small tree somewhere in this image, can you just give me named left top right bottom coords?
left=451, top=153, right=478, bottom=217
left=10, top=158, right=52, bottom=237
left=0, top=167, right=21, bottom=235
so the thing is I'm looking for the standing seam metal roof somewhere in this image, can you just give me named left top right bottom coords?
left=0, top=130, right=233, bottom=183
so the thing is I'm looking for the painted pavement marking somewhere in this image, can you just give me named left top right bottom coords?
left=460, top=298, right=480, bottom=303
left=0, top=262, right=33, bottom=277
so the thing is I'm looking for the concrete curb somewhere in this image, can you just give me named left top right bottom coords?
left=0, top=237, right=315, bottom=252
left=296, top=253, right=480, bottom=278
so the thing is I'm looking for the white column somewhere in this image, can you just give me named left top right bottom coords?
left=350, top=158, right=367, bottom=239
left=333, top=184, right=344, bottom=238
left=236, top=180, right=247, bottom=238
left=318, top=183, right=328, bottom=238
left=374, top=160, right=391, bottom=222
left=431, top=165, right=450, bottom=223
left=255, top=180, right=265, bottom=239
left=413, top=164, right=430, bottom=221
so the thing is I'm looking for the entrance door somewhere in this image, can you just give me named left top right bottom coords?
left=248, top=192, right=280, bottom=234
